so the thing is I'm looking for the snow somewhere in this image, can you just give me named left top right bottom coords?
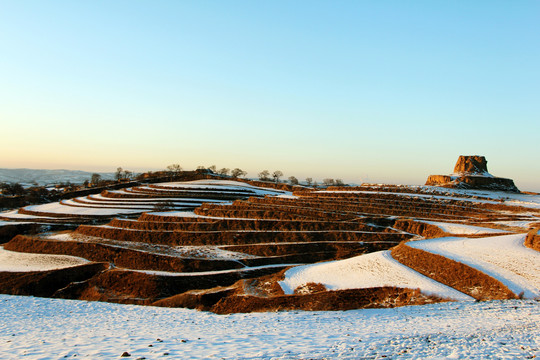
left=136, top=263, right=296, bottom=277
left=490, top=220, right=539, bottom=229
left=68, top=197, right=204, bottom=209
left=24, top=202, right=143, bottom=216
left=279, top=251, right=473, bottom=301
left=173, top=245, right=260, bottom=260
left=408, top=234, right=540, bottom=299
left=276, top=194, right=299, bottom=199
left=147, top=210, right=256, bottom=221
left=2, top=179, right=293, bottom=220
left=148, top=210, right=201, bottom=218
left=150, top=179, right=290, bottom=196
left=0, top=210, right=59, bottom=220
left=320, top=189, right=504, bottom=206
left=418, top=220, right=508, bottom=235
left=0, top=220, right=24, bottom=226
left=87, top=193, right=222, bottom=203
left=323, top=187, right=540, bottom=209
left=0, top=246, right=89, bottom=272
left=451, top=171, right=494, bottom=178
left=0, top=295, right=537, bottom=359
left=421, top=186, right=540, bottom=209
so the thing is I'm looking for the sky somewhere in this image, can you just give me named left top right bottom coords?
left=1, top=1, right=539, bottom=190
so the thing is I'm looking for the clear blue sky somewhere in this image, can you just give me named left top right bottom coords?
left=1, top=1, right=539, bottom=190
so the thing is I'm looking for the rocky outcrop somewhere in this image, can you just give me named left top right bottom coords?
left=425, top=156, right=519, bottom=192
left=453, top=155, right=489, bottom=175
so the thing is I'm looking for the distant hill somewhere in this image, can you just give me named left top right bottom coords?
left=0, top=168, right=114, bottom=186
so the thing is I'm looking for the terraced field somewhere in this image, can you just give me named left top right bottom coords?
left=0, top=179, right=538, bottom=313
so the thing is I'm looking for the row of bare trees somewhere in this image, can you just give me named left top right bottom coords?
left=256, top=172, right=345, bottom=187
left=257, top=170, right=283, bottom=183
left=142, top=163, right=347, bottom=187
left=196, top=165, right=248, bottom=178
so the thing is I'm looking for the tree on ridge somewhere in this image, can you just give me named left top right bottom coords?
left=258, top=170, right=270, bottom=181
left=272, top=170, right=283, bottom=183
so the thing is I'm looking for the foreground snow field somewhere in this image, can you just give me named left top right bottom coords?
left=0, top=295, right=538, bottom=359
left=279, top=251, right=473, bottom=301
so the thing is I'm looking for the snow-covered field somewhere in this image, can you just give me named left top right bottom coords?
left=0, top=210, right=59, bottom=220
left=0, top=220, right=24, bottom=226
left=148, top=180, right=290, bottom=197
left=24, top=202, right=144, bottom=216
left=0, top=295, right=537, bottom=359
left=408, top=234, right=540, bottom=299
left=279, top=251, right=473, bottom=301
left=0, top=246, right=89, bottom=272
left=0, top=179, right=289, bottom=222
left=418, top=220, right=508, bottom=235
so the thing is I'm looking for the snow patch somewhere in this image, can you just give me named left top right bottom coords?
left=418, top=220, right=508, bottom=235
left=279, top=251, right=473, bottom=301
left=0, top=246, right=89, bottom=272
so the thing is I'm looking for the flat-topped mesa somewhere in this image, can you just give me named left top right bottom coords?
left=425, top=155, right=519, bottom=192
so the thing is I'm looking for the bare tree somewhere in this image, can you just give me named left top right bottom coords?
left=166, top=164, right=182, bottom=175
left=231, top=168, right=247, bottom=178
left=208, top=165, right=217, bottom=173
left=115, top=167, right=133, bottom=181
left=0, top=183, right=25, bottom=196
left=272, top=170, right=283, bottom=183
left=91, top=173, right=102, bottom=186
left=323, top=178, right=335, bottom=186
left=335, top=179, right=345, bottom=186
left=218, top=168, right=230, bottom=176
left=258, top=170, right=270, bottom=181
left=288, top=176, right=299, bottom=185
left=115, top=167, right=124, bottom=181
left=305, top=177, right=313, bottom=186
left=197, top=165, right=207, bottom=170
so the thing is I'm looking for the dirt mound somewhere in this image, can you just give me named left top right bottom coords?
left=0, top=262, right=108, bottom=297
left=152, top=286, right=238, bottom=310
left=211, top=287, right=446, bottom=314
left=56, top=265, right=290, bottom=305
left=392, top=219, right=448, bottom=238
